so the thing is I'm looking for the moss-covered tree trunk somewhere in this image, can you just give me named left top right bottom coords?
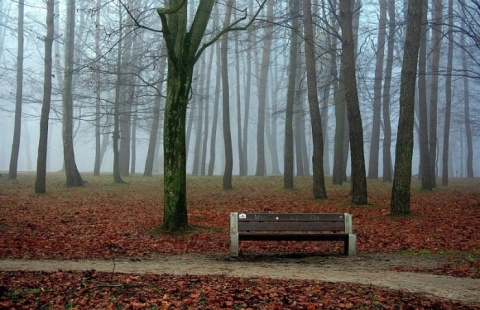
left=158, top=0, right=215, bottom=231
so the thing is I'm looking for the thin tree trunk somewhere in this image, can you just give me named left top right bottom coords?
left=201, top=47, right=214, bottom=176
left=368, top=0, right=387, bottom=180
left=8, top=0, right=24, bottom=180
left=391, top=0, right=422, bottom=215
left=35, top=0, right=54, bottom=193
left=144, top=54, right=167, bottom=176
left=284, top=0, right=300, bottom=188
left=417, top=0, right=431, bottom=189
left=461, top=24, right=474, bottom=178
left=303, top=0, right=327, bottom=199
left=428, top=0, right=443, bottom=188
left=112, top=3, right=124, bottom=184
left=441, top=0, right=453, bottom=186
left=62, top=0, right=83, bottom=187
left=340, top=0, right=367, bottom=204
left=207, top=38, right=222, bottom=176
left=240, top=0, right=254, bottom=176
left=222, top=0, right=234, bottom=189
left=192, top=59, right=206, bottom=176
left=130, top=106, right=137, bottom=174
left=382, top=0, right=395, bottom=182
left=254, top=0, right=273, bottom=176
left=93, top=0, right=102, bottom=176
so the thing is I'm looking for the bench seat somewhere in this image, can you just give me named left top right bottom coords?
left=230, top=212, right=356, bottom=257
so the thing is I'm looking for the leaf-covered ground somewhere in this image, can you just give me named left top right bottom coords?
left=0, top=174, right=479, bottom=308
left=1, top=270, right=478, bottom=309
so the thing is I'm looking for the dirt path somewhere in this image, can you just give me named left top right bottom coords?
left=1, top=253, right=479, bottom=306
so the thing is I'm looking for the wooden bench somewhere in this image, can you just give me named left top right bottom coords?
left=230, top=212, right=356, bottom=257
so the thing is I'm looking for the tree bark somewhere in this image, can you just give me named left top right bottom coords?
left=158, top=0, right=215, bottom=231
left=144, top=55, right=167, bottom=177
left=8, top=0, right=24, bottom=180
left=222, top=0, right=234, bottom=189
left=390, top=0, right=422, bottom=215
left=284, top=0, right=300, bottom=189
left=441, top=0, right=453, bottom=186
left=417, top=0, right=432, bottom=190
left=460, top=24, right=474, bottom=178
left=382, top=0, right=395, bottom=182
left=62, top=0, right=84, bottom=187
left=207, top=38, right=222, bottom=176
left=303, top=0, right=327, bottom=199
left=340, top=0, right=367, bottom=204
left=428, top=0, right=443, bottom=188
left=35, top=0, right=54, bottom=193
left=93, top=0, right=102, bottom=176
left=254, top=0, right=273, bottom=176
left=368, top=0, right=387, bottom=180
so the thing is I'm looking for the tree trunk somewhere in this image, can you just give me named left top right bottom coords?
left=192, top=60, right=206, bottom=176
left=93, top=0, right=102, bottom=176
left=158, top=0, right=215, bottom=231
left=62, top=0, right=83, bottom=187
left=303, top=0, right=327, bottom=199
left=207, top=38, right=222, bottom=176
left=255, top=0, right=273, bottom=176
left=241, top=0, right=254, bottom=176
left=112, top=4, right=124, bottom=184
left=382, top=0, right=395, bottom=182
left=35, top=0, right=54, bottom=193
left=130, top=106, right=138, bottom=174
left=222, top=0, right=234, bottom=189
left=332, top=1, right=345, bottom=185
left=441, top=0, right=453, bottom=186
left=391, top=0, right=422, bottom=215
left=8, top=0, right=24, bottom=180
left=340, top=0, right=367, bottom=204
left=417, top=0, right=432, bottom=190
left=144, top=55, right=167, bottom=177
left=460, top=24, right=474, bottom=178
left=428, top=0, right=443, bottom=188
left=201, top=46, right=214, bottom=176
left=368, top=0, right=387, bottom=180
left=284, top=0, right=300, bottom=189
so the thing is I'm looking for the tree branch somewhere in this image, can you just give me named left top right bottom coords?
left=195, top=0, right=268, bottom=62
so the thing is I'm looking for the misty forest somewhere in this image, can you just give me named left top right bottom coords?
left=2, top=1, right=480, bottom=308
left=1, top=0, right=479, bottom=219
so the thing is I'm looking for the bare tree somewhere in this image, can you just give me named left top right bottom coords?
left=62, top=0, right=84, bottom=186
left=340, top=0, right=367, bottom=204
left=382, top=0, right=395, bottom=182
left=35, top=0, right=55, bottom=193
left=255, top=0, right=273, bottom=176
left=391, top=0, right=423, bottom=215
left=8, top=0, right=24, bottom=180
left=222, top=0, right=234, bottom=189
left=441, top=0, right=453, bottom=186
left=368, top=0, right=387, bottom=180
left=428, top=0, right=443, bottom=188
left=284, top=0, right=300, bottom=189
left=303, top=0, right=327, bottom=199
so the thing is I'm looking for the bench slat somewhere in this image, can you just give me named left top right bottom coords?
left=239, top=233, right=349, bottom=242
left=238, top=213, right=345, bottom=222
left=238, top=221, right=345, bottom=232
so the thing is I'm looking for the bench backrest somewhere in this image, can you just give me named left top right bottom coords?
left=231, top=213, right=353, bottom=234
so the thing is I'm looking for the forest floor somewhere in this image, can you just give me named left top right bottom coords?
left=1, top=252, right=480, bottom=305
left=1, top=174, right=479, bottom=309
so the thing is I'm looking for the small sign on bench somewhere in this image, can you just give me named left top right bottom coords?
left=230, top=212, right=357, bottom=257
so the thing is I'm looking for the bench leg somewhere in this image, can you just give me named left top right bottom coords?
left=230, top=212, right=239, bottom=257
left=345, top=234, right=356, bottom=257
